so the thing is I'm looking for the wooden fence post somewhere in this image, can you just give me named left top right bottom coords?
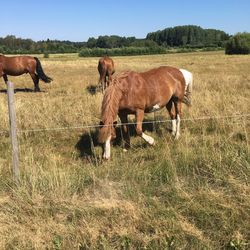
left=7, top=81, right=20, bottom=183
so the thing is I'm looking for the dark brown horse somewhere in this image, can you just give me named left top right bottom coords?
left=98, top=56, right=115, bottom=93
left=98, top=66, right=193, bottom=159
left=0, top=54, right=52, bottom=92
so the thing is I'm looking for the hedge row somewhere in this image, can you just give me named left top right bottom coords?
left=79, top=46, right=166, bottom=57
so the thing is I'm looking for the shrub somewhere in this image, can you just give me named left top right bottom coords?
left=43, top=52, right=50, bottom=58
left=225, top=33, right=250, bottom=54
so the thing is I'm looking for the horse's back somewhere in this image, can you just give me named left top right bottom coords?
left=116, top=66, right=186, bottom=112
left=140, top=66, right=185, bottom=88
left=1, top=55, right=34, bottom=65
left=117, top=66, right=185, bottom=91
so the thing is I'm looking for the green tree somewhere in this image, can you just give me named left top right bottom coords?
left=225, top=33, right=250, bottom=54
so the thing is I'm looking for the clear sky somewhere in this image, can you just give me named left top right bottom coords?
left=1, top=0, right=249, bottom=42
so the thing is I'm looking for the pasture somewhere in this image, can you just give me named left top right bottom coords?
left=0, top=51, right=249, bottom=249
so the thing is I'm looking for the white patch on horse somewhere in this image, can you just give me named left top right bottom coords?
left=171, top=119, right=177, bottom=136
left=153, top=104, right=160, bottom=110
left=149, top=103, right=162, bottom=112
left=142, top=133, right=155, bottom=145
left=103, top=135, right=111, bottom=159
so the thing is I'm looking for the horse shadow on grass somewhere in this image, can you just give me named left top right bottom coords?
left=0, top=88, right=46, bottom=94
left=75, top=118, right=172, bottom=161
left=86, top=85, right=102, bottom=95
left=75, top=129, right=100, bottom=160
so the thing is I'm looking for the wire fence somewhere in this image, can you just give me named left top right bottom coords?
left=0, top=113, right=249, bottom=136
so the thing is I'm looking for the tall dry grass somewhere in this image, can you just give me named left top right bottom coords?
left=0, top=51, right=249, bottom=249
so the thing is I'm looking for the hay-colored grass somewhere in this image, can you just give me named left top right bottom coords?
left=0, top=51, right=249, bottom=249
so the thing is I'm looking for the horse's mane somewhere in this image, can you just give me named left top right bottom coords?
left=101, top=72, right=129, bottom=122
left=98, top=72, right=129, bottom=143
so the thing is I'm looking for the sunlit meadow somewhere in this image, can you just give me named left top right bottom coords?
left=0, top=51, right=249, bottom=249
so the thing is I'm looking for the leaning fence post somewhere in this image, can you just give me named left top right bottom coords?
left=7, top=81, right=20, bottom=183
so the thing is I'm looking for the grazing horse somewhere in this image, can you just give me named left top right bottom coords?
left=98, top=56, right=115, bottom=93
left=98, top=66, right=193, bottom=159
left=0, top=54, right=53, bottom=92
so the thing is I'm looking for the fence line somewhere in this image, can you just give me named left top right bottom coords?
left=0, top=113, right=249, bottom=135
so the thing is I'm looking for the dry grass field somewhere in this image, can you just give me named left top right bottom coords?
left=0, top=51, right=249, bottom=249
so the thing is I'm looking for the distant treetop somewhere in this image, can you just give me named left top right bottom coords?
left=146, top=25, right=230, bottom=47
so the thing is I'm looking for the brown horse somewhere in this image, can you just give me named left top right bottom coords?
left=98, top=66, right=193, bottom=159
left=98, top=56, right=115, bottom=93
left=0, top=54, right=52, bottom=92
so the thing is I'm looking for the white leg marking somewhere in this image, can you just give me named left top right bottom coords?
left=142, top=133, right=155, bottom=145
left=171, top=119, right=177, bottom=136
left=103, top=135, right=111, bottom=159
left=175, top=115, right=181, bottom=139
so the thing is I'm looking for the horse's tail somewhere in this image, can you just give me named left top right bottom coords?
left=34, top=57, right=53, bottom=83
left=98, top=78, right=124, bottom=143
left=180, top=69, right=193, bottom=106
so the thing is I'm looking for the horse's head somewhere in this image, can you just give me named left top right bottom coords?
left=98, top=120, right=118, bottom=159
left=98, top=120, right=117, bottom=141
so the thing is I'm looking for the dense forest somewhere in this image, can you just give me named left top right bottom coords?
left=0, top=25, right=233, bottom=55
left=146, top=25, right=230, bottom=47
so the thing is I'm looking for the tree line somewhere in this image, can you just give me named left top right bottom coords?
left=0, top=26, right=249, bottom=56
left=0, top=36, right=85, bottom=54
left=146, top=25, right=230, bottom=47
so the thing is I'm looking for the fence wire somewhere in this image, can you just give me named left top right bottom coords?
left=0, top=113, right=249, bottom=136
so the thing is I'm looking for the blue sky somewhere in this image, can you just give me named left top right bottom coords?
left=1, top=0, right=249, bottom=41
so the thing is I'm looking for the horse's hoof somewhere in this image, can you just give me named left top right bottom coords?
left=149, top=138, right=155, bottom=146
left=174, top=133, right=180, bottom=140
left=103, top=157, right=110, bottom=161
left=102, top=154, right=110, bottom=160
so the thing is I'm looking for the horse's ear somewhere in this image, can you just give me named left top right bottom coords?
left=113, top=121, right=118, bottom=127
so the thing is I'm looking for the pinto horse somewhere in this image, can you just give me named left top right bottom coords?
left=98, top=66, right=193, bottom=159
left=0, top=54, right=52, bottom=92
left=98, top=56, right=115, bottom=93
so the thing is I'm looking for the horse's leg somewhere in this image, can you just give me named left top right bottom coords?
left=3, top=74, right=8, bottom=85
left=166, top=99, right=177, bottom=136
left=107, top=71, right=113, bottom=87
left=136, top=109, right=155, bottom=145
left=98, top=75, right=103, bottom=92
left=118, top=112, right=130, bottom=151
left=30, top=73, right=40, bottom=92
left=100, top=72, right=105, bottom=93
left=0, top=65, right=5, bottom=82
left=173, top=98, right=182, bottom=139
left=104, top=74, right=108, bottom=90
